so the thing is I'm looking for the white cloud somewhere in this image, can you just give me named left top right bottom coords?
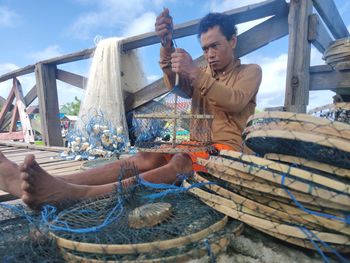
left=347, top=24, right=350, bottom=34
left=67, top=0, right=165, bottom=40
left=147, top=74, right=161, bottom=83
left=27, top=45, right=63, bottom=62
left=206, top=0, right=262, bottom=12
left=0, top=6, right=19, bottom=27
left=122, top=12, right=157, bottom=37
left=244, top=47, right=332, bottom=112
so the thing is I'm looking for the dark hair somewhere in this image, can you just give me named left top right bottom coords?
left=198, top=12, right=237, bottom=40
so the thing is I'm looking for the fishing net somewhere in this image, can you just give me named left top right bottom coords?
left=183, top=110, right=350, bottom=262
left=0, top=164, right=242, bottom=262
left=133, top=91, right=214, bottom=153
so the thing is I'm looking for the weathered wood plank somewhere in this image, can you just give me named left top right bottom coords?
left=9, top=105, right=19, bottom=132
left=285, top=0, right=313, bottom=113
left=312, top=0, right=349, bottom=39
left=24, top=85, right=37, bottom=106
left=0, top=87, right=15, bottom=127
left=308, top=14, right=334, bottom=54
left=0, top=65, right=35, bottom=83
left=56, top=69, right=87, bottom=89
left=0, top=0, right=288, bottom=83
left=0, top=132, right=24, bottom=141
left=35, top=63, right=63, bottom=146
left=309, top=65, right=350, bottom=94
left=13, top=79, right=35, bottom=143
left=235, top=15, right=288, bottom=58
left=0, top=140, right=65, bottom=152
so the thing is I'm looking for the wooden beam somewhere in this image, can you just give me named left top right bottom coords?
left=122, top=0, right=288, bottom=51
left=236, top=15, right=288, bottom=58
left=0, top=0, right=289, bottom=83
left=309, top=65, right=350, bottom=94
left=0, top=131, right=24, bottom=140
left=0, top=139, right=65, bottom=152
left=0, top=87, right=15, bottom=128
left=308, top=14, right=334, bottom=54
left=13, top=79, right=35, bottom=143
left=9, top=105, right=19, bottom=132
left=35, top=63, right=63, bottom=146
left=312, top=0, right=349, bottom=39
left=0, top=65, right=35, bottom=83
left=285, top=0, right=313, bottom=113
left=56, top=69, right=87, bottom=89
left=24, top=85, right=37, bottom=106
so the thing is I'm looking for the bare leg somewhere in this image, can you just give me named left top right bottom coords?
left=58, top=152, right=168, bottom=186
left=20, top=153, right=192, bottom=209
left=0, top=151, right=22, bottom=197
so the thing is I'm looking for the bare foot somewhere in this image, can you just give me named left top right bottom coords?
left=19, top=154, right=87, bottom=210
left=0, top=151, right=22, bottom=197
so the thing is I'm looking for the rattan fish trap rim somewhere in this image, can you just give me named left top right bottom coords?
left=244, top=129, right=350, bottom=170
left=50, top=215, right=228, bottom=254
left=134, top=113, right=214, bottom=119
left=308, top=102, right=350, bottom=115
left=136, top=143, right=214, bottom=154
left=198, top=165, right=349, bottom=214
left=197, top=153, right=350, bottom=207
left=219, top=150, right=350, bottom=196
left=59, top=224, right=239, bottom=263
left=255, top=226, right=350, bottom=253
left=265, top=153, right=350, bottom=179
left=183, top=181, right=350, bottom=245
left=247, top=111, right=350, bottom=129
left=245, top=112, right=350, bottom=141
left=193, top=173, right=350, bottom=235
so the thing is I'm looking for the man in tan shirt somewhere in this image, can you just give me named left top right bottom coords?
left=0, top=10, right=261, bottom=209
left=157, top=9, right=262, bottom=151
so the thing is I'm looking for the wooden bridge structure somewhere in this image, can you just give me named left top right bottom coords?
left=0, top=0, right=349, bottom=148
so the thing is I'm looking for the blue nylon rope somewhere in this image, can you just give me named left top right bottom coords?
left=281, top=173, right=350, bottom=224
left=41, top=196, right=124, bottom=233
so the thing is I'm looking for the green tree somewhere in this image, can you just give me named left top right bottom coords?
left=60, top=96, right=81, bottom=116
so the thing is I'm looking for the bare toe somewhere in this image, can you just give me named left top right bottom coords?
left=21, top=180, right=34, bottom=193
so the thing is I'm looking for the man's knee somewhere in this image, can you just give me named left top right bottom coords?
left=134, top=152, right=167, bottom=168
left=169, top=153, right=192, bottom=167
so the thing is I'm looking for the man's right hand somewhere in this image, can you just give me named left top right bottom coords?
left=155, top=8, right=173, bottom=49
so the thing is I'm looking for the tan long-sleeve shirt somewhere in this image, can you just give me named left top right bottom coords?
left=159, top=47, right=262, bottom=151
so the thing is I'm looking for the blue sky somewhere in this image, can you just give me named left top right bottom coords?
left=0, top=0, right=349, bottom=111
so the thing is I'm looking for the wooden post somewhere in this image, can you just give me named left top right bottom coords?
left=35, top=63, right=63, bottom=146
left=284, top=0, right=312, bottom=113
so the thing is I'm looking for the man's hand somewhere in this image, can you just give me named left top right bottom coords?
left=155, top=8, right=173, bottom=49
left=171, top=48, right=199, bottom=82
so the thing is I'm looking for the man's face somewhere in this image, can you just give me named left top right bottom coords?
left=200, top=25, right=236, bottom=72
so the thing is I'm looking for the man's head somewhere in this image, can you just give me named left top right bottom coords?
left=198, top=13, right=237, bottom=72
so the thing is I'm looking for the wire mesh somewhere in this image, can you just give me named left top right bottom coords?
left=133, top=91, right=213, bottom=153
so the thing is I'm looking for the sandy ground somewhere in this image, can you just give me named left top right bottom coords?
left=190, top=225, right=334, bottom=263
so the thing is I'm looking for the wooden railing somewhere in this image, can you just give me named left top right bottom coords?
left=0, top=0, right=349, bottom=146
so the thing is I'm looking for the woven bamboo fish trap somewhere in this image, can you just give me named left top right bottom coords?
left=243, top=111, right=350, bottom=169
left=308, top=102, right=350, bottom=124
left=47, top=183, right=244, bottom=262
left=323, top=37, right=350, bottom=70
left=183, top=110, right=350, bottom=256
left=133, top=91, right=214, bottom=154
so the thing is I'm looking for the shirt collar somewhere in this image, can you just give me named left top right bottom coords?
left=210, top=58, right=241, bottom=79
